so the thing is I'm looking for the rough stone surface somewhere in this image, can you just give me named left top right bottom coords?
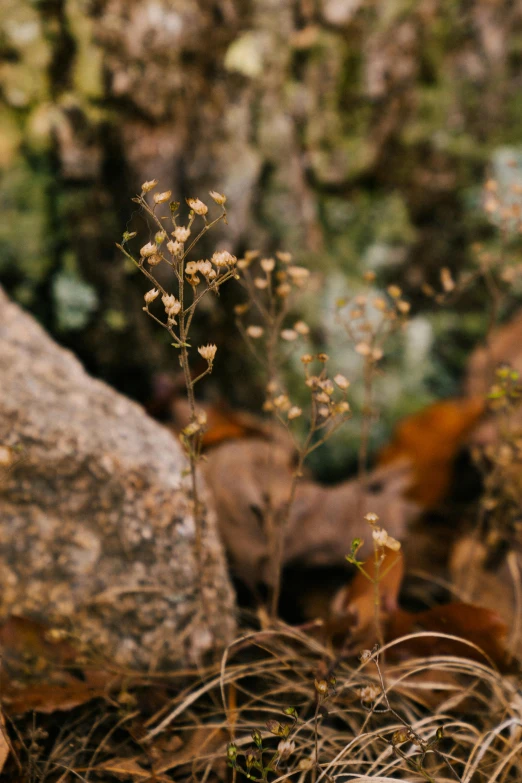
left=0, top=287, right=236, bottom=668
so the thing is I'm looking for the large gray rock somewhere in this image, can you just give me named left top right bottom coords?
left=0, top=288, right=236, bottom=668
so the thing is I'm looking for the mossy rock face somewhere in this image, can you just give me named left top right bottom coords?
left=1, top=0, right=522, bottom=446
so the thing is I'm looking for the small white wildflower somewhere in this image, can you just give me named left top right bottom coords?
left=372, top=526, right=401, bottom=551
left=334, top=401, right=350, bottom=414
left=185, top=261, right=198, bottom=275
left=212, top=250, right=236, bottom=267
left=334, top=373, right=350, bottom=390
left=162, top=294, right=181, bottom=318
left=167, top=240, right=183, bottom=256
left=276, top=283, right=292, bottom=297
left=396, top=300, right=410, bottom=314
left=196, top=260, right=213, bottom=276
left=281, top=329, right=298, bottom=341
left=316, top=391, right=330, bottom=404
left=372, top=527, right=388, bottom=547
left=355, top=342, right=371, bottom=356
left=360, top=685, right=380, bottom=702
left=277, top=740, right=296, bottom=760
left=318, top=405, right=330, bottom=418
left=287, top=265, right=310, bottom=285
left=260, top=257, right=275, bottom=273
left=273, top=394, right=291, bottom=411
left=141, top=179, right=158, bottom=192
left=288, top=406, right=302, bottom=420
left=276, top=251, right=292, bottom=263
left=153, top=190, right=172, bottom=204
left=247, top=325, right=264, bottom=339
left=155, top=230, right=166, bottom=244
left=183, top=421, right=200, bottom=436
left=196, top=410, right=208, bottom=426
left=440, top=267, right=455, bottom=292
left=385, top=535, right=401, bottom=552
left=140, top=242, right=157, bottom=258
left=186, top=197, right=208, bottom=216
left=364, top=512, right=379, bottom=524
left=294, top=320, right=310, bottom=336
left=320, top=379, right=335, bottom=395
left=198, top=344, right=217, bottom=363
left=254, top=277, right=268, bottom=289
left=360, top=649, right=372, bottom=663
left=387, top=284, right=402, bottom=299
left=301, top=353, right=313, bottom=364
left=144, top=288, right=159, bottom=304
left=174, top=226, right=190, bottom=242
left=147, top=254, right=162, bottom=267
left=209, top=190, right=227, bottom=205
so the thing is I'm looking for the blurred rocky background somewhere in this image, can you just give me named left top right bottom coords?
left=2, top=0, right=522, bottom=472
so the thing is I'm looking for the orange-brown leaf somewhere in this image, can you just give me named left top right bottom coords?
left=378, top=397, right=485, bottom=506
left=387, top=602, right=513, bottom=670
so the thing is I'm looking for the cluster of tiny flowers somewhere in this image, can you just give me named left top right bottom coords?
left=372, top=527, right=401, bottom=551
left=339, top=279, right=411, bottom=363
left=301, top=355, right=351, bottom=421
left=236, top=250, right=310, bottom=301
left=365, top=511, right=401, bottom=551
left=162, top=293, right=181, bottom=321
left=359, top=684, right=380, bottom=702
left=198, top=344, right=217, bottom=364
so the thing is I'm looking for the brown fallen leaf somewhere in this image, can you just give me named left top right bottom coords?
left=378, top=397, right=485, bottom=507
left=329, top=546, right=515, bottom=671
left=329, top=550, right=404, bottom=646
left=96, top=756, right=170, bottom=781
left=147, top=373, right=270, bottom=448
left=449, top=535, right=520, bottom=657
left=153, top=726, right=228, bottom=774
left=204, top=433, right=416, bottom=588
left=387, top=602, right=514, bottom=671
left=0, top=616, right=112, bottom=715
left=0, top=711, right=10, bottom=776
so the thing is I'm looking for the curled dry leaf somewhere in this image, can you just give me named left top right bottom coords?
left=0, top=616, right=112, bottom=715
left=329, top=550, right=404, bottom=646
left=449, top=535, right=520, bottom=657
left=387, top=602, right=514, bottom=672
left=0, top=712, right=9, bottom=776
left=378, top=397, right=485, bottom=507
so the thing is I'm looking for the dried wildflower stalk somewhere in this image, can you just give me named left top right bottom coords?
left=346, top=512, right=401, bottom=650
left=337, top=274, right=410, bottom=517
left=117, top=182, right=237, bottom=583
left=235, top=253, right=351, bottom=617
left=429, top=168, right=522, bottom=596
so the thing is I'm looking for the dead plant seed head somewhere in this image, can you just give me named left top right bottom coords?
left=118, top=182, right=235, bottom=596
left=141, top=178, right=158, bottom=192
left=198, top=344, right=217, bottom=364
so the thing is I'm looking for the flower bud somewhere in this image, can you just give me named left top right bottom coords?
left=186, top=197, right=208, bottom=216
left=209, top=190, right=226, bottom=205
